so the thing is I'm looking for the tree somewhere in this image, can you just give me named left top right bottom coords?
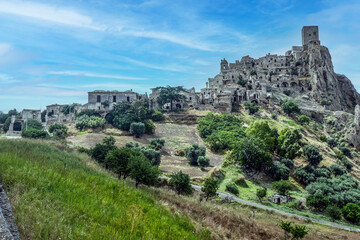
left=277, top=128, right=302, bottom=159
left=26, top=119, right=43, bottom=130
left=244, top=102, right=259, bottom=115
left=130, top=122, right=145, bottom=138
left=197, top=156, right=210, bottom=167
left=273, top=180, right=292, bottom=196
left=306, top=194, right=330, bottom=212
left=330, top=164, right=346, bottom=176
left=105, top=147, right=142, bottom=179
left=185, top=144, right=206, bottom=166
left=270, top=162, right=290, bottom=180
left=91, top=137, right=116, bottom=163
left=149, top=138, right=165, bottom=150
left=256, top=187, right=267, bottom=202
left=279, top=221, right=308, bottom=240
left=22, top=129, right=49, bottom=139
left=129, top=155, right=160, bottom=188
left=325, top=206, right=342, bottom=222
left=245, top=120, right=278, bottom=152
left=303, top=145, right=323, bottom=166
left=3, top=117, right=11, bottom=132
left=201, top=178, right=218, bottom=200
left=282, top=100, right=300, bottom=115
left=230, top=136, right=273, bottom=172
left=169, top=171, right=192, bottom=195
left=153, top=86, right=187, bottom=111
left=342, top=203, right=360, bottom=224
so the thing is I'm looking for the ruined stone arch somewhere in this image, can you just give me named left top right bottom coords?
left=176, top=104, right=182, bottom=109
left=290, top=82, right=297, bottom=87
left=251, top=99, right=259, bottom=104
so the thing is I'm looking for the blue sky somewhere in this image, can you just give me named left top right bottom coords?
left=0, top=0, right=360, bottom=112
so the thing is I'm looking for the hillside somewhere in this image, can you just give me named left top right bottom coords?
left=0, top=140, right=202, bottom=239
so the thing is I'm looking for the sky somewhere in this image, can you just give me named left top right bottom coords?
left=0, top=0, right=360, bottom=112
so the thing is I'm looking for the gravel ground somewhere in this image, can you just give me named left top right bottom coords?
left=0, top=181, right=20, bottom=240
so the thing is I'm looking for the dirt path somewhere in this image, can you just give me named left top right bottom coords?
left=67, top=123, right=225, bottom=178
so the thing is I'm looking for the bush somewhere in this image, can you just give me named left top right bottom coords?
left=27, top=119, right=43, bottom=130
left=201, top=178, right=219, bottom=200
left=330, top=164, right=346, bottom=176
left=270, top=162, right=290, bottom=180
left=250, top=70, right=257, bottom=76
left=283, top=89, right=291, bottom=96
left=75, top=115, right=105, bottom=130
left=139, top=148, right=161, bottom=166
left=279, top=221, right=308, bottom=240
left=130, top=122, right=145, bottom=137
left=339, top=147, right=351, bottom=158
left=298, top=115, right=310, bottom=125
left=282, top=100, right=300, bottom=115
left=185, top=144, right=206, bottom=166
left=48, top=123, right=68, bottom=139
left=327, top=138, right=337, bottom=148
left=230, top=136, right=273, bottom=172
left=3, top=117, right=11, bottom=132
left=169, top=171, right=192, bottom=195
left=325, top=206, right=342, bottom=222
left=151, top=110, right=165, bottom=121
left=245, top=120, right=278, bottom=152
left=225, top=183, right=239, bottom=195
left=144, top=120, right=155, bottom=134
left=129, top=154, right=160, bottom=188
left=342, top=203, right=360, bottom=224
left=293, top=167, right=315, bottom=185
left=277, top=128, right=302, bottom=159
left=22, top=128, right=49, bottom=139
left=273, top=180, right=292, bottom=196
left=197, top=156, right=210, bottom=167
left=306, top=194, right=330, bottom=212
left=149, top=138, right=165, bottom=150
left=256, top=187, right=267, bottom=202
left=280, top=158, right=294, bottom=169
left=237, top=76, right=247, bottom=87
left=244, top=102, right=259, bottom=115
left=234, top=177, right=248, bottom=188
left=91, top=137, right=116, bottom=163
left=77, top=109, right=101, bottom=118
left=303, top=145, right=323, bottom=166
left=104, top=147, right=141, bottom=179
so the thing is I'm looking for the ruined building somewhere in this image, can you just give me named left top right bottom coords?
left=150, top=26, right=360, bottom=113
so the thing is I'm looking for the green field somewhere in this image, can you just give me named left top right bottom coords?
left=0, top=139, right=202, bottom=239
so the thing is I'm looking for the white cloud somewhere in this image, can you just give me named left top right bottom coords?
left=0, top=1, right=105, bottom=30
left=80, top=83, right=151, bottom=92
left=0, top=74, right=22, bottom=83
left=120, top=57, right=187, bottom=72
left=6, top=85, right=86, bottom=97
left=48, top=71, right=147, bottom=80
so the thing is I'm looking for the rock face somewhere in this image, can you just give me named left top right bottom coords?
left=305, top=45, right=360, bottom=112
left=0, top=181, right=20, bottom=240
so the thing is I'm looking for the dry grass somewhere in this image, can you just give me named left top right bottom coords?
left=145, top=186, right=360, bottom=240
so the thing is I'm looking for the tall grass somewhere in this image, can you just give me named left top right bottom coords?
left=0, top=139, right=200, bottom=239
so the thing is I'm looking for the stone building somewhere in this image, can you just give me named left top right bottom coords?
left=149, top=25, right=360, bottom=113
left=87, top=90, right=147, bottom=112
left=21, top=109, right=41, bottom=122
left=6, top=115, right=23, bottom=137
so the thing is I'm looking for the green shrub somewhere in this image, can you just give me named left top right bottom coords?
left=342, top=203, right=360, bottom=224
left=225, top=183, right=239, bottom=195
left=293, top=167, right=315, bottom=185
left=48, top=123, right=68, bottom=138
left=75, top=115, right=105, bottom=130
left=280, top=158, right=294, bottom=169
left=256, top=187, right=267, bottom=202
left=151, top=110, right=165, bottom=121
left=201, top=178, right=218, bottom=200
left=139, top=148, right=161, bottom=166
left=237, top=76, right=247, bottom=87
left=230, top=136, right=273, bottom=172
left=244, top=102, right=259, bottom=115
left=185, top=144, right=206, bottom=166
left=279, top=221, right=308, bottom=240
left=245, top=120, right=278, bottom=152
left=234, top=177, right=248, bottom=188
left=2, top=117, right=11, bottom=132
left=277, top=128, right=302, bottom=159
left=27, top=119, right=43, bottom=130
left=273, top=180, right=292, bottom=196
left=169, top=171, right=192, bottom=195
left=149, top=138, right=165, bottom=150
left=197, top=156, right=210, bottom=167
left=319, top=135, right=327, bottom=142
left=250, top=70, right=257, bottom=76
left=77, top=109, right=101, bottom=118
left=144, top=120, right=155, bottom=134
left=325, top=206, right=342, bottom=222
left=271, top=113, right=277, bottom=119
left=339, top=146, right=351, bottom=158
left=91, top=137, right=116, bottom=163
left=298, top=115, right=310, bottom=125
left=281, top=100, right=300, bottom=115
left=283, top=89, right=291, bottom=96
left=270, top=162, right=290, bottom=180
left=303, top=144, right=323, bottom=166
left=22, top=128, right=49, bottom=139
left=330, top=164, right=346, bottom=176
left=104, top=147, right=141, bottom=179
left=327, top=138, right=337, bottom=148
left=129, top=154, right=160, bottom=188
left=306, top=194, right=330, bottom=212
left=130, top=122, right=145, bottom=138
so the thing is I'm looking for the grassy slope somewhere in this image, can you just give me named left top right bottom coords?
left=0, top=139, right=201, bottom=240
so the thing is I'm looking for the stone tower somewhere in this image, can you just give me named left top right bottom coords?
left=220, top=58, right=229, bottom=73
left=302, top=26, right=320, bottom=46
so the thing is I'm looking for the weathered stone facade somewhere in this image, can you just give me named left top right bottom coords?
left=150, top=26, right=360, bottom=113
